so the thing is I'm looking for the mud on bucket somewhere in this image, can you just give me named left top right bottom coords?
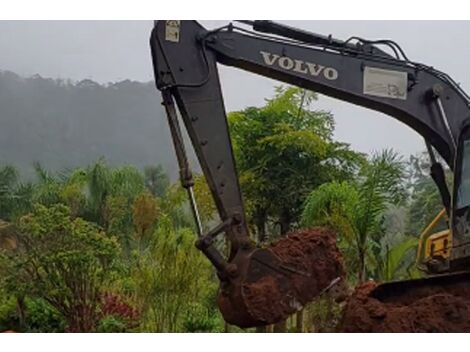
left=217, top=228, right=346, bottom=328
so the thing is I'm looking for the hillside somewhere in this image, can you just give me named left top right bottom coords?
left=0, top=70, right=183, bottom=178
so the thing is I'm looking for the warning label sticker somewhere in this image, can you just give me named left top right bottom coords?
left=363, top=66, right=408, bottom=100
left=165, top=20, right=181, bottom=43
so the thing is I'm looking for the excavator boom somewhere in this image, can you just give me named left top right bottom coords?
left=150, top=20, right=470, bottom=327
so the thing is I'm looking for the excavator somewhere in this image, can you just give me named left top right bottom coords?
left=150, top=20, right=470, bottom=328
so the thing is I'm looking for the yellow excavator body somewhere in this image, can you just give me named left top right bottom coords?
left=416, top=209, right=452, bottom=272
left=426, top=230, right=452, bottom=260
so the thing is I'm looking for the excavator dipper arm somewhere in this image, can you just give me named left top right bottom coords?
left=150, top=20, right=470, bottom=327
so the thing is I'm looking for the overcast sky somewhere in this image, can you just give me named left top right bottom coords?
left=1, top=20, right=469, bottom=157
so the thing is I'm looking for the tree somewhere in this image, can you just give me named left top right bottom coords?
left=406, top=151, right=450, bottom=236
left=131, top=216, right=219, bottom=332
left=192, top=175, right=218, bottom=227
left=301, top=149, right=407, bottom=282
left=0, top=204, right=120, bottom=332
left=144, top=165, right=170, bottom=198
left=0, top=165, right=33, bottom=221
left=0, top=71, right=177, bottom=181
left=85, top=160, right=146, bottom=252
left=229, top=86, right=363, bottom=241
left=31, top=162, right=63, bottom=206
left=132, top=192, right=160, bottom=250
left=0, top=165, right=20, bottom=219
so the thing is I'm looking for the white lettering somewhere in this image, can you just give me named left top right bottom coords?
left=293, top=60, right=308, bottom=74
left=278, top=57, right=295, bottom=70
left=306, top=63, right=325, bottom=77
left=324, top=67, right=339, bottom=80
left=259, top=51, right=338, bottom=81
left=260, top=51, right=279, bottom=66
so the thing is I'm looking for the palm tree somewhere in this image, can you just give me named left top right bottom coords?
left=0, top=165, right=20, bottom=219
left=0, top=165, right=34, bottom=221
left=31, top=162, right=63, bottom=206
left=301, top=149, right=406, bottom=282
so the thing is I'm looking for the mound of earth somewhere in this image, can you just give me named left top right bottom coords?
left=340, top=279, right=470, bottom=332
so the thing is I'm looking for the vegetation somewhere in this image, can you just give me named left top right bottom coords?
left=0, top=71, right=178, bottom=179
left=0, top=160, right=222, bottom=332
left=0, top=84, right=444, bottom=332
left=228, top=87, right=364, bottom=240
left=301, top=149, right=408, bottom=282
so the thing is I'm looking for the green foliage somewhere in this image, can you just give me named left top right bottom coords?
left=0, top=165, right=33, bottom=221
left=132, top=192, right=159, bottom=250
left=0, top=71, right=178, bottom=183
left=144, top=165, right=170, bottom=198
left=0, top=80, right=451, bottom=333
left=159, top=182, right=193, bottom=229
left=193, top=175, right=218, bottom=227
left=182, top=303, right=223, bottom=333
left=131, top=216, right=219, bottom=332
left=302, top=149, right=407, bottom=282
left=229, top=86, right=364, bottom=239
left=0, top=204, right=120, bottom=332
left=97, top=316, right=127, bottom=333
left=86, top=160, right=145, bottom=224
left=406, top=152, right=450, bottom=235
left=0, top=165, right=20, bottom=219
left=0, top=295, right=20, bottom=332
left=104, top=195, right=134, bottom=252
left=25, top=298, right=66, bottom=332
left=31, top=162, right=63, bottom=206
left=376, top=236, right=419, bottom=281
left=304, top=296, right=343, bottom=332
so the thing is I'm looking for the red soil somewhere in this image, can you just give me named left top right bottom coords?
left=340, top=279, right=470, bottom=332
left=239, top=228, right=346, bottom=325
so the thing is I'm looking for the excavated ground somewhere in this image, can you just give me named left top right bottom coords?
left=219, top=227, right=470, bottom=331
left=240, top=228, right=346, bottom=325
left=340, top=280, right=470, bottom=332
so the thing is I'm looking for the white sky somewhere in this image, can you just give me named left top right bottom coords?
left=1, top=20, right=470, bottom=157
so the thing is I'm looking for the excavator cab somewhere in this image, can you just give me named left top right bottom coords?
left=415, top=120, right=470, bottom=274
left=448, top=123, right=470, bottom=269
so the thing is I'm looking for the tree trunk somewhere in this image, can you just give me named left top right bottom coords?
left=16, top=296, right=26, bottom=330
left=296, top=310, right=304, bottom=333
left=358, top=248, right=366, bottom=283
left=254, top=208, right=268, bottom=243
left=273, top=319, right=287, bottom=333
left=279, top=210, right=291, bottom=236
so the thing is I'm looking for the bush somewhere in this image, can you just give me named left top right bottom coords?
left=0, top=296, right=65, bottom=332
left=181, top=303, right=223, bottom=332
left=25, top=298, right=65, bottom=332
left=97, top=316, right=127, bottom=333
left=0, top=296, right=19, bottom=332
left=99, top=292, right=139, bottom=332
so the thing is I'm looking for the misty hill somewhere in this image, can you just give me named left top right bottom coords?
left=0, top=70, right=184, bottom=179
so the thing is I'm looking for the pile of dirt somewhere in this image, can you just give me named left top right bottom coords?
left=340, top=279, right=470, bottom=332
left=237, top=228, right=346, bottom=325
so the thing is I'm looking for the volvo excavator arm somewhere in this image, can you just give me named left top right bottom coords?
left=150, top=20, right=470, bottom=327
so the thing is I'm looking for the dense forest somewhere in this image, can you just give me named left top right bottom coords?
left=0, top=73, right=448, bottom=332
left=0, top=70, right=183, bottom=179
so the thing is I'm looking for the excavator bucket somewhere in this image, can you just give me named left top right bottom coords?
left=216, top=228, right=346, bottom=328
